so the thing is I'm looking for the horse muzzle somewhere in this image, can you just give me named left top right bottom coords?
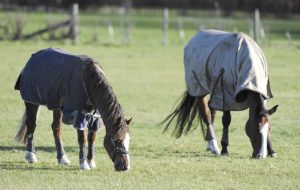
left=114, top=159, right=130, bottom=171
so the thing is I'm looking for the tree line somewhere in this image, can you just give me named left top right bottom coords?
left=1, top=0, right=300, bottom=15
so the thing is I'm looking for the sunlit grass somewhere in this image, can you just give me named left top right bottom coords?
left=0, top=10, right=300, bottom=190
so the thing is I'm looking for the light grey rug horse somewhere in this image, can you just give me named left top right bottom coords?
left=163, top=30, right=278, bottom=158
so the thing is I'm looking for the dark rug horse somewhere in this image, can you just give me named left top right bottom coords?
left=163, top=30, right=278, bottom=158
left=14, top=48, right=131, bottom=171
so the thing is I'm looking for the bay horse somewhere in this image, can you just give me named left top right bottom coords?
left=14, top=48, right=131, bottom=171
left=163, top=30, right=278, bottom=158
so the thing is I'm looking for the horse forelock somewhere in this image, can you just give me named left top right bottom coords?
left=82, top=59, right=127, bottom=135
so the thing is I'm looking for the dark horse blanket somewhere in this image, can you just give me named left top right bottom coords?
left=184, top=30, right=273, bottom=111
left=16, top=48, right=101, bottom=130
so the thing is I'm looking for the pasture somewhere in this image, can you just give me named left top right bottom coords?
left=0, top=9, right=300, bottom=189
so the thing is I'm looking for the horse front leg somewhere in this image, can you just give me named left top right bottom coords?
left=87, top=131, right=97, bottom=168
left=52, top=110, right=70, bottom=165
left=221, top=111, right=231, bottom=156
left=197, top=96, right=220, bottom=155
left=267, top=136, right=276, bottom=157
left=24, top=102, right=39, bottom=163
left=77, top=129, right=90, bottom=170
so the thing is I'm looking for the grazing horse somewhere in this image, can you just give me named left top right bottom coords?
left=163, top=30, right=278, bottom=158
left=14, top=48, right=131, bottom=171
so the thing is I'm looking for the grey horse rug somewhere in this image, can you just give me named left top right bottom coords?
left=184, top=30, right=273, bottom=111
left=16, top=48, right=101, bottom=130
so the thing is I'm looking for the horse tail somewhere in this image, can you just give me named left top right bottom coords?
left=14, top=110, right=27, bottom=144
left=161, top=91, right=204, bottom=138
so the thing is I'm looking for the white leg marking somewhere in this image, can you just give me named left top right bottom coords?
left=58, top=154, right=71, bottom=165
left=80, top=160, right=90, bottom=170
left=87, top=159, right=96, bottom=169
left=25, top=151, right=38, bottom=163
left=258, top=122, right=269, bottom=158
left=124, top=132, right=131, bottom=170
left=207, top=139, right=220, bottom=155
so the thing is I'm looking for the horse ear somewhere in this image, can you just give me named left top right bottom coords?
left=125, top=117, right=132, bottom=125
left=268, top=105, right=279, bottom=115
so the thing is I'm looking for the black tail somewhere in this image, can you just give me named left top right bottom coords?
left=161, top=91, right=204, bottom=138
left=14, top=73, right=22, bottom=90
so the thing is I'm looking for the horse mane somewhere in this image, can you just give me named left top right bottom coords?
left=82, top=59, right=127, bottom=134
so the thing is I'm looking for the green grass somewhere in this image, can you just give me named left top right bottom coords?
left=0, top=10, right=300, bottom=190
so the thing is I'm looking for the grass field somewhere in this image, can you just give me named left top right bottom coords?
left=0, top=9, right=300, bottom=189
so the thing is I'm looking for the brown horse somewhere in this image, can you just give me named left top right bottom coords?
left=163, top=30, right=278, bottom=158
left=14, top=48, right=131, bottom=171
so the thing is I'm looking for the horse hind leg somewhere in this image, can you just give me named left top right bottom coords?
left=197, top=96, right=220, bottom=155
left=24, top=102, right=39, bottom=163
left=221, top=111, right=231, bottom=156
left=52, top=110, right=70, bottom=165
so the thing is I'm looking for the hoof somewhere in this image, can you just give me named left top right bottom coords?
left=207, top=140, right=220, bottom=155
left=25, top=151, right=37, bottom=163
left=58, top=154, right=71, bottom=165
left=268, top=152, right=277, bottom=158
left=88, top=159, right=96, bottom=169
left=80, top=160, right=90, bottom=170
left=211, top=150, right=221, bottom=155
left=255, top=154, right=266, bottom=159
left=221, top=152, right=229, bottom=156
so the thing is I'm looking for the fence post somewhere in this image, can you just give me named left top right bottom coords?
left=119, top=7, right=127, bottom=45
left=107, top=21, right=114, bottom=43
left=178, top=18, right=185, bottom=44
left=285, top=31, right=293, bottom=47
left=254, top=9, right=260, bottom=42
left=70, top=3, right=79, bottom=44
left=162, top=8, right=169, bottom=46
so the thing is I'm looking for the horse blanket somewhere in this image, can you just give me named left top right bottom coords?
left=16, top=48, right=101, bottom=130
left=184, top=30, right=273, bottom=111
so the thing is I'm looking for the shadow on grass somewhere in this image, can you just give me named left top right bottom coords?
left=0, top=145, right=78, bottom=153
left=131, top=146, right=250, bottom=160
left=0, top=161, right=79, bottom=171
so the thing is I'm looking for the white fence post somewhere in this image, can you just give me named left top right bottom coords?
left=162, top=8, right=169, bottom=46
left=254, top=9, right=261, bottom=42
left=107, top=21, right=114, bottom=43
left=178, top=18, right=185, bottom=44
left=285, top=31, right=293, bottom=47
left=70, top=3, right=79, bottom=44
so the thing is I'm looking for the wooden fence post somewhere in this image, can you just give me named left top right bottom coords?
left=162, top=8, right=169, bottom=46
left=70, top=3, right=79, bottom=44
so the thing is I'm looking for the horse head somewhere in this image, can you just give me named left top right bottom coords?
left=104, top=117, right=132, bottom=171
left=246, top=94, right=278, bottom=158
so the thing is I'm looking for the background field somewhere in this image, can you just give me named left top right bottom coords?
left=0, top=9, right=300, bottom=189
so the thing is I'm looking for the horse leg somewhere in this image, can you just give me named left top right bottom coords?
left=24, top=102, right=39, bottom=163
left=221, top=111, right=231, bottom=156
left=197, top=96, right=220, bottom=155
left=267, top=137, right=276, bottom=157
left=205, top=108, right=216, bottom=151
left=87, top=131, right=97, bottom=168
left=77, top=129, right=90, bottom=170
left=51, top=110, right=70, bottom=165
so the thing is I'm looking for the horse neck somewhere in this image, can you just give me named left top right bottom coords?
left=83, top=62, right=125, bottom=134
left=248, top=92, right=263, bottom=119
